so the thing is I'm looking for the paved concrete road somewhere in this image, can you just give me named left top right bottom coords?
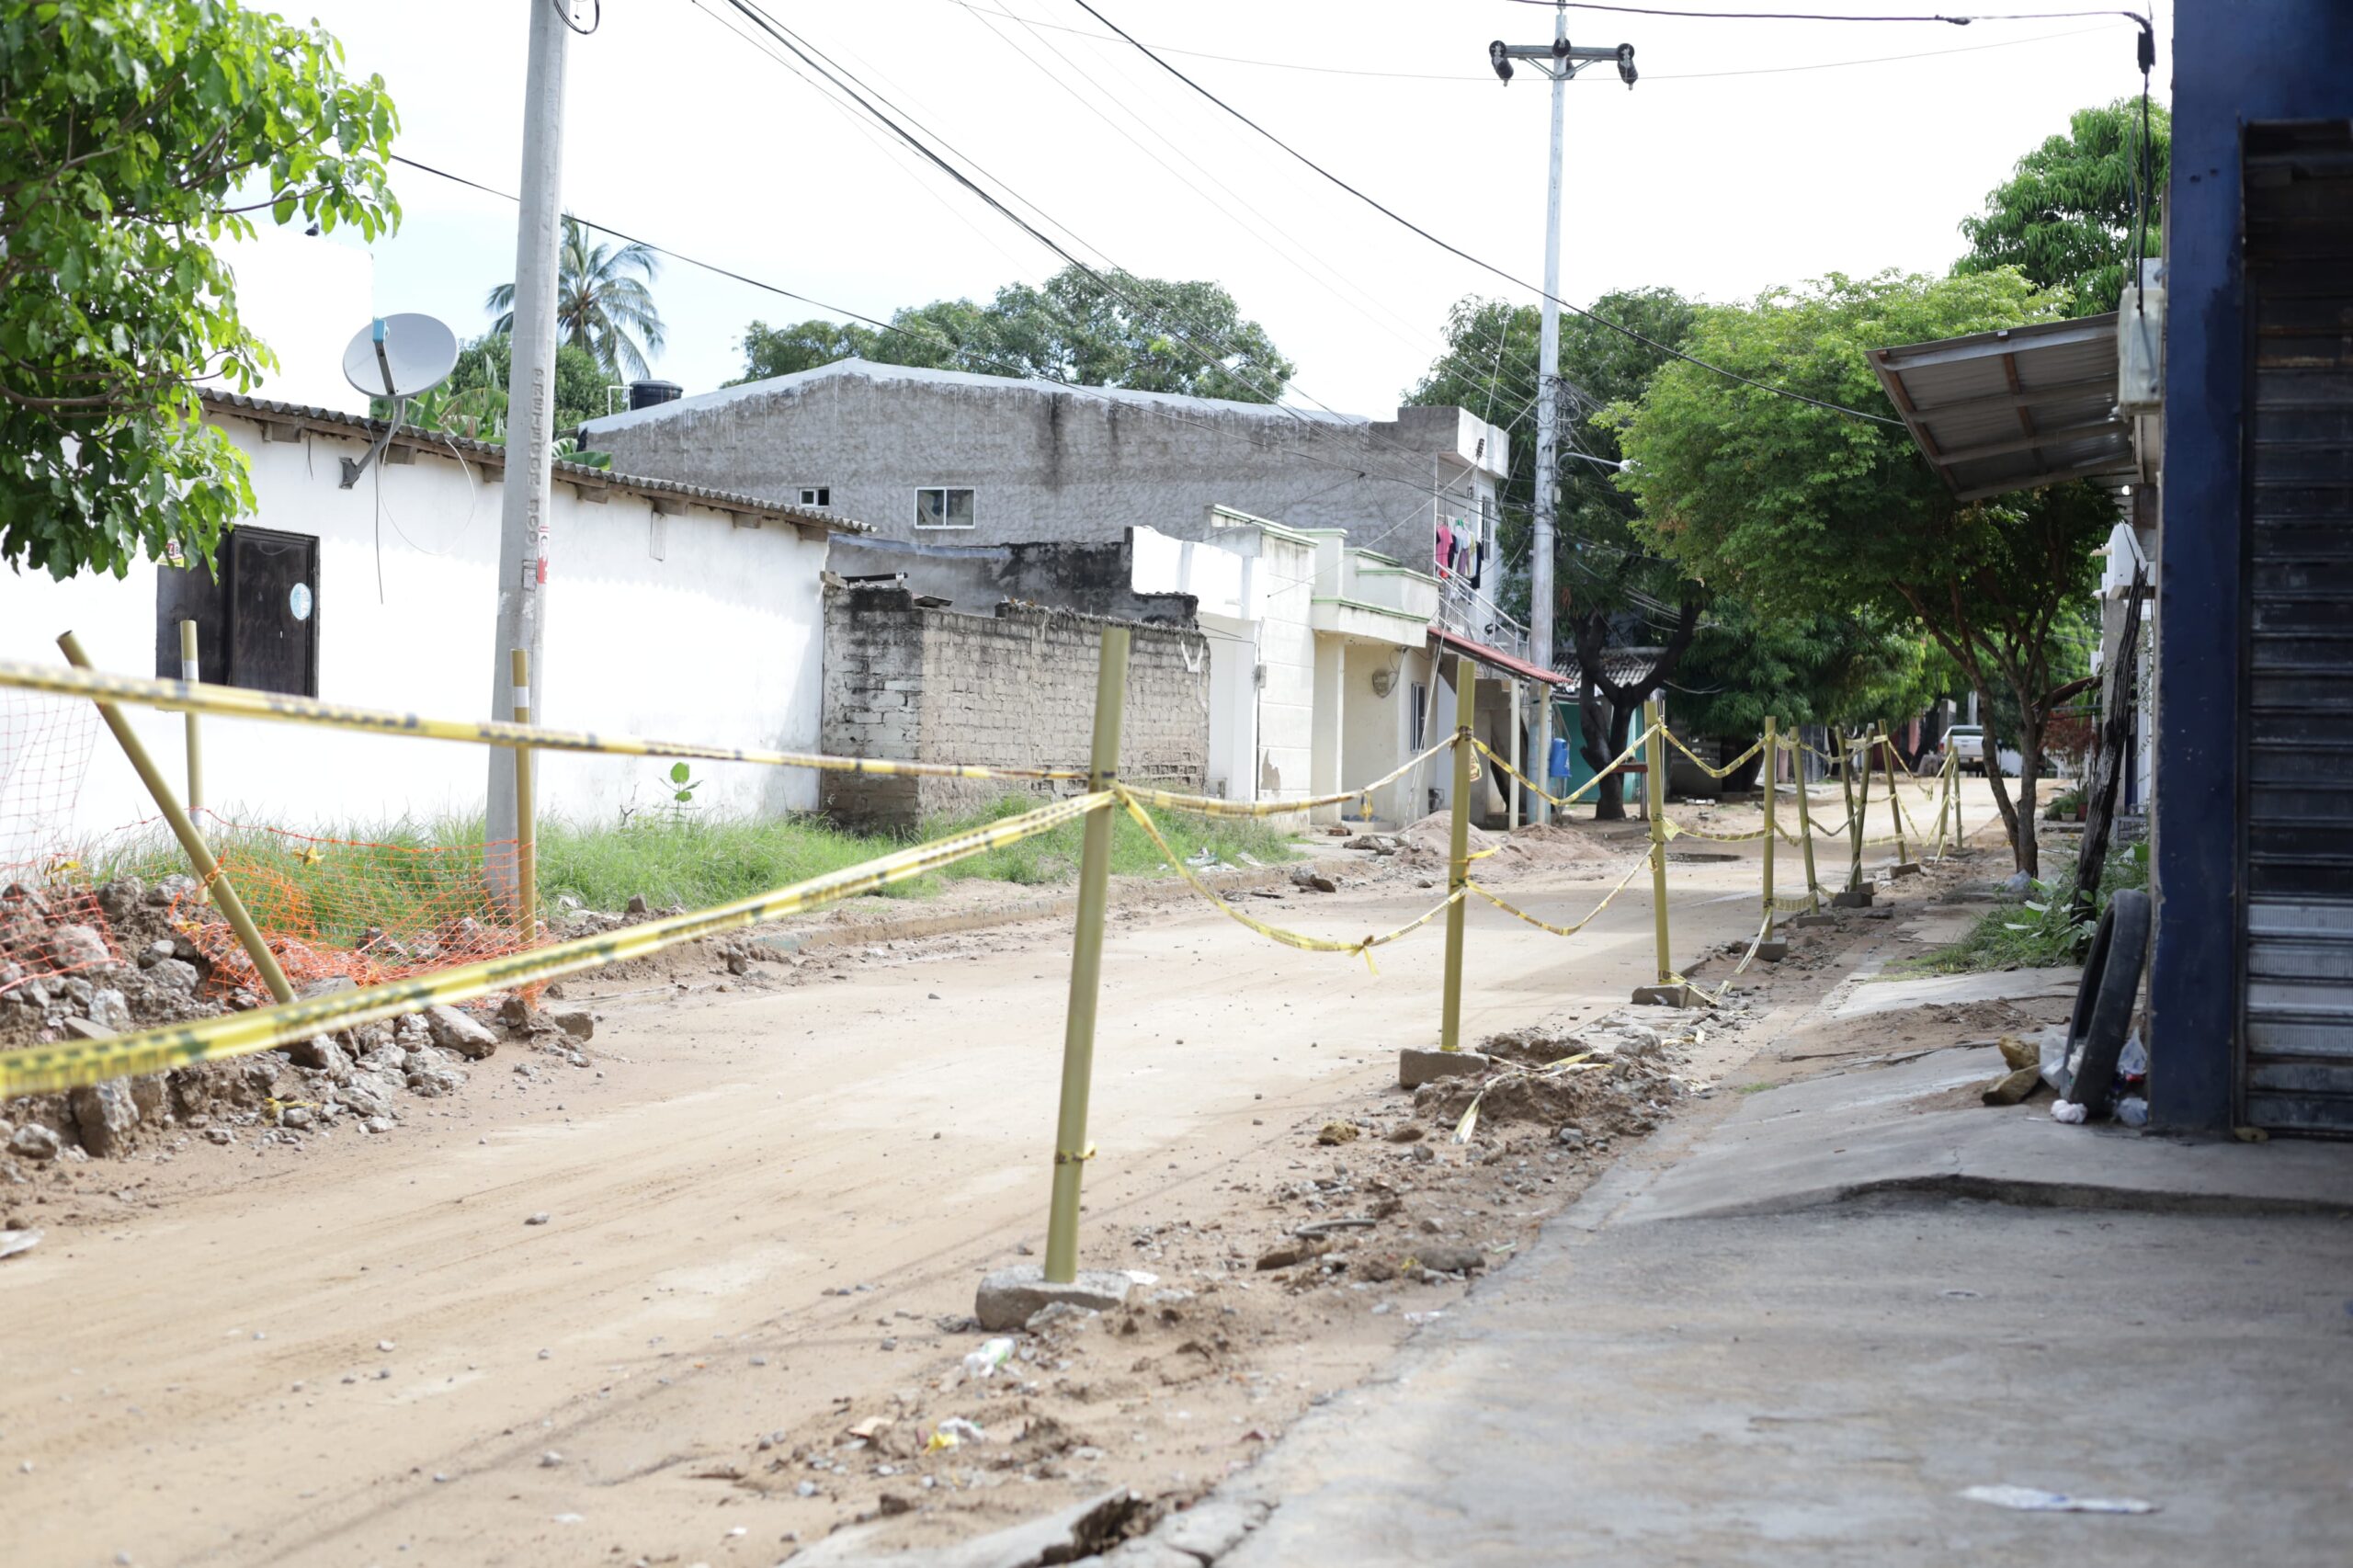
left=1219, top=1050, right=2353, bottom=1567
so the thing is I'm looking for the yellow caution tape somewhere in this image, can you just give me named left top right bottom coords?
left=1114, top=787, right=1459, bottom=971
left=0, top=658, right=1087, bottom=784
left=1471, top=722, right=1652, bottom=812
left=0, top=791, right=1110, bottom=1097
left=1122, top=735, right=1458, bottom=820
left=1463, top=855, right=1650, bottom=939
left=1657, top=727, right=1766, bottom=781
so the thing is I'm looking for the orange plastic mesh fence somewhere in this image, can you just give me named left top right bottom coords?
left=153, top=814, right=538, bottom=998
left=0, top=694, right=123, bottom=996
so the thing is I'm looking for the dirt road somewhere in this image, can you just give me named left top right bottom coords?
left=6, top=790, right=2006, bottom=1567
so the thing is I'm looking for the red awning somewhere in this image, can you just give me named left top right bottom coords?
left=1428, top=626, right=1569, bottom=687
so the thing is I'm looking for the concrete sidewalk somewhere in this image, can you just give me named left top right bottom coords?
left=1196, top=1040, right=2353, bottom=1566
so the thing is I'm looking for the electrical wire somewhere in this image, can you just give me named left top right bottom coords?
left=938, top=2, right=2113, bottom=82
left=713, top=0, right=1549, bottom=521
left=551, top=0, right=601, bottom=35
left=1064, top=0, right=1907, bottom=427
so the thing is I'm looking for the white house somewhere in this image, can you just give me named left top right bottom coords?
left=0, top=393, right=857, bottom=846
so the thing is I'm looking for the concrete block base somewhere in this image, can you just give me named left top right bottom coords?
left=974, top=1265, right=1135, bottom=1332
left=1891, top=861, right=1925, bottom=879
left=1788, top=912, right=1838, bottom=928
left=1400, top=1048, right=1490, bottom=1089
left=1831, top=887, right=1875, bottom=909
left=1631, top=983, right=1699, bottom=1008
left=1752, top=940, right=1790, bottom=963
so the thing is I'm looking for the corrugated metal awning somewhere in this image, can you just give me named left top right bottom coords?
left=1869, top=314, right=2135, bottom=501
left=1428, top=626, right=1569, bottom=687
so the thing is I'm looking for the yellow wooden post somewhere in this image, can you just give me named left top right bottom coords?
left=1881, top=722, right=1911, bottom=865
left=58, top=631, right=293, bottom=1005
left=1761, top=716, right=1778, bottom=930
left=510, top=648, right=537, bottom=942
left=1793, top=730, right=1821, bottom=913
left=178, top=619, right=204, bottom=814
left=1643, top=698, right=1672, bottom=983
left=1043, top=627, right=1129, bottom=1284
left=1439, top=655, right=1477, bottom=1051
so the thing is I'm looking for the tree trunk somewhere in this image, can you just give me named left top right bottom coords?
left=2068, top=566, right=2147, bottom=929
left=2014, top=702, right=2045, bottom=881
left=1977, top=683, right=2028, bottom=874
left=1581, top=684, right=1629, bottom=821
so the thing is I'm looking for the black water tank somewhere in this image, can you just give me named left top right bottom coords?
left=628, top=380, right=682, bottom=411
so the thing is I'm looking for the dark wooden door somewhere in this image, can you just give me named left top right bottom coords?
left=225, top=527, right=320, bottom=698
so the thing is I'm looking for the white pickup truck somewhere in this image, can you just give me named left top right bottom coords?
left=1944, top=724, right=1988, bottom=774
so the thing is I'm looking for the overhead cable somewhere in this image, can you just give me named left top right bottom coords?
left=1064, top=0, right=1906, bottom=427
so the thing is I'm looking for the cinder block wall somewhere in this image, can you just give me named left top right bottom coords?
left=822, top=590, right=1210, bottom=831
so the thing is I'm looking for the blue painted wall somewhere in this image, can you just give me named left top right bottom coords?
left=2151, top=1, right=2353, bottom=1130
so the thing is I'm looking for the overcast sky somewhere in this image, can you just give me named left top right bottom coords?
left=302, top=0, right=2173, bottom=420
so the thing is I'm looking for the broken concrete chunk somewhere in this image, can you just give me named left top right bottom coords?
left=423, top=1005, right=498, bottom=1059
left=974, top=1265, right=1135, bottom=1332
left=69, top=1080, right=138, bottom=1157
left=551, top=1009, right=594, bottom=1041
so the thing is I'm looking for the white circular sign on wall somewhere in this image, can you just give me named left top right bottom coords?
left=290, top=583, right=313, bottom=621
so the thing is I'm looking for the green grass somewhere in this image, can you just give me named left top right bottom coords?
left=74, top=793, right=1302, bottom=939
left=1893, top=836, right=2149, bottom=977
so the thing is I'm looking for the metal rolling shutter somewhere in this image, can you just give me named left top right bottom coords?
left=2242, top=121, right=2353, bottom=1132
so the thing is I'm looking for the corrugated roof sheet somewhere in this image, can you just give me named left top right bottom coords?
left=1869, top=313, right=2134, bottom=501
left=201, top=392, right=867, bottom=533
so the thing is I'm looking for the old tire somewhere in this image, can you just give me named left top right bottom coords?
left=2064, top=888, right=2151, bottom=1119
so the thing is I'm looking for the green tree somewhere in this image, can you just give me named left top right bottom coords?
left=729, top=266, right=1293, bottom=401
left=1611, top=270, right=2110, bottom=874
left=1409, top=289, right=1706, bottom=818
left=488, top=215, right=665, bottom=381
left=1672, top=608, right=1938, bottom=760
left=392, top=335, right=614, bottom=443
left=0, top=0, right=398, bottom=579
left=1955, top=97, right=2170, bottom=314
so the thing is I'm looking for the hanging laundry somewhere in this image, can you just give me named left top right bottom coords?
left=1434, top=518, right=1455, bottom=579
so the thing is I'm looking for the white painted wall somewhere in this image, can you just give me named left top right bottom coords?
left=1248, top=528, right=1316, bottom=806
left=0, top=415, right=829, bottom=843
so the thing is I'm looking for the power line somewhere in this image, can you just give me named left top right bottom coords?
left=937, top=0, right=2114, bottom=80
left=712, top=0, right=1542, bottom=521
left=1064, top=0, right=1906, bottom=428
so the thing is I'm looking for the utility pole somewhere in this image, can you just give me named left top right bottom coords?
left=1488, top=13, right=1636, bottom=824
left=487, top=0, right=573, bottom=900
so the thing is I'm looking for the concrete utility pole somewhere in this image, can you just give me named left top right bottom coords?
left=487, top=0, right=573, bottom=896
left=1488, top=12, right=1636, bottom=825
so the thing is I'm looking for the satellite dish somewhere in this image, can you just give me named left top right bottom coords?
left=337, top=313, right=458, bottom=489
left=342, top=312, right=458, bottom=401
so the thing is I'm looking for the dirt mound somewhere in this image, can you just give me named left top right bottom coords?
left=1400, top=812, right=1497, bottom=859
left=1493, top=821, right=1617, bottom=868
left=1, top=873, right=581, bottom=1164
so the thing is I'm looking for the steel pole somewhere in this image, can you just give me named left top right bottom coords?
left=1440, top=657, right=1477, bottom=1051
left=1043, top=628, right=1129, bottom=1284
left=1528, top=5, right=1568, bottom=826
left=486, top=0, right=569, bottom=902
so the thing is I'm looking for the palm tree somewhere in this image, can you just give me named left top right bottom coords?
left=486, top=215, right=665, bottom=381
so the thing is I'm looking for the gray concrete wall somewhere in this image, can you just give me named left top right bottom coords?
left=827, top=534, right=1195, bottom=624
left=584, top=363, right=1497, bottom=568
left=821, top=588, right=1210, bottom=831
